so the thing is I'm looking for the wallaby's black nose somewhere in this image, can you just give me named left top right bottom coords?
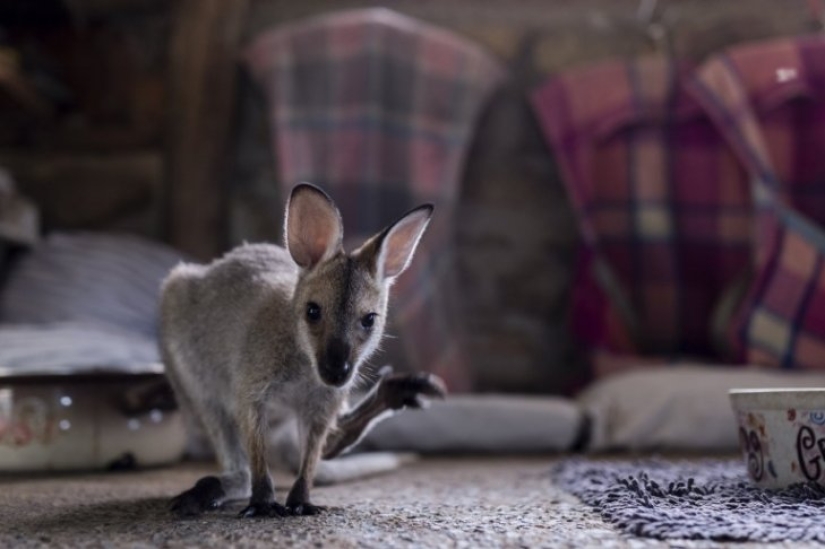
left=319, top=338, right=352, bottom=386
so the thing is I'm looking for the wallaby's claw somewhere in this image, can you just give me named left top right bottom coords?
left=287, top=502, right=326, bottom=516
left=170, top=476, right=225, bottom=517
left=418, top=373, right=448, bottom=398
left=239, top=501, right=288, bottom=518
left=378, top=372, right=447, bottom=410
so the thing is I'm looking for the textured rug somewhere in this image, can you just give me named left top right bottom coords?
left=552, top=458, right=825, bottom=543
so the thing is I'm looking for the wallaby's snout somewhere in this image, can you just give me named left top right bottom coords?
left=319, top=337, right=353, bottom=387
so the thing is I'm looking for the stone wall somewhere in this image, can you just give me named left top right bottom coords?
left=227, top=0, right=818, bottom=393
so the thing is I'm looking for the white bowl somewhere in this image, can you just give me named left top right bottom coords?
left=730, top=388, right=825, bottom=489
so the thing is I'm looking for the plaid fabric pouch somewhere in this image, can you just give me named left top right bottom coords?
left=532, top=56, right=752, bottom=376
left=245, top=8, right=504, bottom=390
left=690, top=37, right=825, bottom=369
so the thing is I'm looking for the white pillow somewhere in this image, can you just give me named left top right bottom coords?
left=0, top=232, right=184, bottom=338
left=358, top=395, right=585, bottom=454
left=0, top=322, right=161, bottom=376
left=579, top=365, right=825, bottom=452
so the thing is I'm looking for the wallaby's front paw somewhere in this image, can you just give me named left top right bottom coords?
left=239, top=501, right=288, bottom=518
left=170, top=476, right=225, bottom=517
left=378, top=369, right=447, bottom=410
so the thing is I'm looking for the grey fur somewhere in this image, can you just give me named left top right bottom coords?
left=161, top=183, right=441, bottom=517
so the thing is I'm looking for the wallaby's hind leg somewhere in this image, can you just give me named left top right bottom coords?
left=165, top=355, right=251, bottom=516
left=169, top=402, right=251, bottom=516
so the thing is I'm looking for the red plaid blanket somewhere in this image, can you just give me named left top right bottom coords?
left=690, top=36, right=825, bottom=370
left=532, top=56, right=752, bottom=376
left=245, top=8, right=504, bottom=390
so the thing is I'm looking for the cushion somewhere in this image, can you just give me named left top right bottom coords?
left=0, top=322, right=161, bottom=376
left=244, top=8, right=505, bottom=391
left=732, top=211, right=825, bottom=368
left=532, top=56, right=751, bottom=365
left=689, top=37, right=825, bottom=370
left=357, top=395, right=585, bottom=454
left=0, top=232, right=184, bottom=339
left=579, top=365, right=825, bottom=452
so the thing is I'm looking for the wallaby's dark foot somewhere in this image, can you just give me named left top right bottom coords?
left=287, top=502, right=326, bottom=516
left=285, top=476, right=325, bottom=516
left=170, top=476, right=226, bottom=517
left=379, top=370, right=447, bottom=410
left=239, top=501, right=288, bottom=518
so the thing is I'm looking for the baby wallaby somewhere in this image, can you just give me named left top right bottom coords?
left=161, top=183, right=446, bottom=518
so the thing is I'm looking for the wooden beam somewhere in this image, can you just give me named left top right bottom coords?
left=165, top=0, right=248, bottom=260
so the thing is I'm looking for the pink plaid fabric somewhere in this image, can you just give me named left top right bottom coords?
left=245, top=8, right=504, bottom=391
left=532, top=56, right=752, bottom=376
left=690, top=37, right=825, bottom=370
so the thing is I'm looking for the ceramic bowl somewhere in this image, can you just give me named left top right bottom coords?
left=0, top=373, right=186, bottom=472
left=730, top=388, right=825, bottom=489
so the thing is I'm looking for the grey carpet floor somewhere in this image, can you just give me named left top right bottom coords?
left=1, top=456, right=821, bottom=548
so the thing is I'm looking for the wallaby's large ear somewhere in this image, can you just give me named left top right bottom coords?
left=285, top=183, right=344, bottom=269
left=360, top=204, right=433, bottom=280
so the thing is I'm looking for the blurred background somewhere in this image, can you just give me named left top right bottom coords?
left=3, top=0, right=825, bottom=458
left=4, top=0, right=821, bottom=399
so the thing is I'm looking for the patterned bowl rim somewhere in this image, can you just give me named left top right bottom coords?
left=730, top=388, right=825, bottom=410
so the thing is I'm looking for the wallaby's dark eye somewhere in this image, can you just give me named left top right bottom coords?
left=360, top=313, right=377, bottom=330
left=306, top=302, right=322, bottom=323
